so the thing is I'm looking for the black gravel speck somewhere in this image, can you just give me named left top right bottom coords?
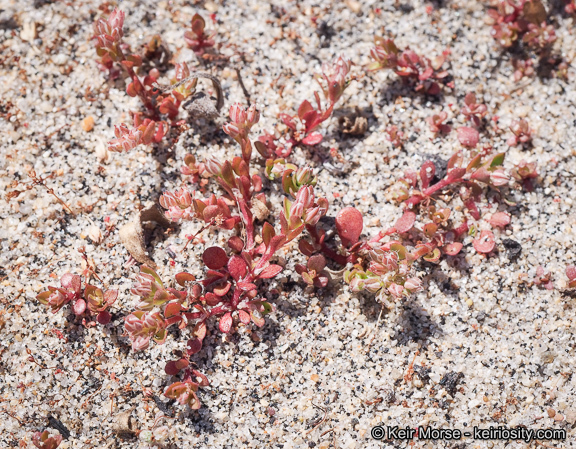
left=47, top=415, right=70, bottom=439
left=502, top=239, right=522, bottom=260
left=439, top=372, right=464, bottom=395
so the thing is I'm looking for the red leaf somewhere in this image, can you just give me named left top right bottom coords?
left=251, top=310, right=265, bottom=327
left=423, top=223, right=438, bottom=238
left=164, top=302, right=182, bottom=318
left=262, top=222, right=275, bottom=247
left=203, top=205, right=223, bottom=222
left=280, top=113, right=296, bottom=130
left=567, top=265, right=576, bottom=281
left=97, top=311, right=111, bottom=325
left=259, top=264, right=283, bottom=279
left=202, top=246, right=228, bottom=270
left=443, top=242, right=463, bottom=256
left=238, top=310, right=251, bottom=325
left=457, top=126, right=479, bottom=148
left=104, top=289, right=118, bottom=305
left=295, top=264, right=307, bottom=275
left=175, top=272, right=196, bottom=286
left=447, top=151, right=463, bottom=170
left=423, top=248, right=441, bottom=263
left=473, top=230, right=495, bottom=254
left=227, top=236, right=244, bottom=253
left=228, top=255, right=247, bottom=280
left=301, top=132, right=323, bottom=146
left=164, top=361, right=180, bottom=376
left=313, top=275, right=329, bottom=288
left=61, top=273, right=81, bottom=293
left=237, top=282, right=257, bottom=291
left=141, top=121, right=157, bottom=144
left=470, top=166, right=491, bottom=183
left=175, top=358, right=189, bottom=370
left=213, top=282, right=231, bottom=297
left=191, top=369, right=210, bottom=387
left=204, top=292, right=221, bottom=306
left=73, top=298, right=86, bottom=315
left=335, top=207, right=364, bottom=247
left=187, top=338, right=203, bottom=355
left=298, top=239, right=315, bottom=256
left=219, top=312, right=233, bottom=333
left=447, top=167, right=466, bottom=182
left=308, top=254, right=326, bottom=272
left=193, top=321, right=207, bottom=340
left=297, top=100, right=314, bottom=120
left=489, top=211, right=511, bottom=228
left=126, top=81, right=138, bottom=97
left=153, top=122, right=166, bottom=142
left=221, top=217, right=238, bottom=230
left=420, top=161, right=436, bottom=189
left=394, top=211, right=416, bottom=233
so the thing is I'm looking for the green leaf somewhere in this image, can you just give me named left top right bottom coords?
left=141, top=265, right=163, bottom=287
left=390, top=243, right=407, bottom=260
left=489, top=152, right=505, bottom=168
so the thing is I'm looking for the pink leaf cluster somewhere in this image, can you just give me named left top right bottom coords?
left=369, top=36, right=452, bottom=95
left=37, top=273, right=117, bottom=325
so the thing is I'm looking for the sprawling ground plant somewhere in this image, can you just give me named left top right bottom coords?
left=486, top=0, right=567, bottom=80
left=93, top=9, right=216, bottom=152
left=37, top=272, right=117, bottom=326
left=33, top=5, right=545, bottom=429
left=344, top=148, right=536, bottom=305
left=120, top=102, right=372, bottom=407
left=368, top=36, right=452, bottom=95
left=272, top=56, right=352, bottom=148
left=487, top=0, right=555, bottom=49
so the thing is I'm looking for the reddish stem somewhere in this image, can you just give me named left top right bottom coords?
left=306, top=225, right=348, bottom=266
left=422, top=177, right=462, bottom=198
left=236, top=196, right=255, bottom=251
left=116, top=47, right=159, bottom=120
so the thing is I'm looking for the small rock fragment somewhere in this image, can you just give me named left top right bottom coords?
left=564, top=408, right=576, bottom=425
left=439, top=372, right=464, bottom=395
left=21, top=21, right=37, bottom=41
left=346, top=0, right=361, bottom=13
left=119, top=203, right=172, bottom=268
left=87, top=225, right=102, bottom=244
left=502, top=238, right=522, bottom=260
left=82, top=116, right=95, bottom=132
left=339, top=115, right=368, bottom=136
left=113, top=409, right=136, bottom=434
left=251, top=197, right=269, bottom=221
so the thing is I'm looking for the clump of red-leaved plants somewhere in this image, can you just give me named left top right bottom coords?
left=37, top=271, right=117, bottom=326
left=487, top=0, right=568, bottom=81
left=93, top=9, right=220, bottom=152
left=34, top=6, right=545, bottom=423
left=368, top=36, right=453, bottom=95
left=118, top=100, right=379, bottom=408
left=266, top=56, right=353, bottom=150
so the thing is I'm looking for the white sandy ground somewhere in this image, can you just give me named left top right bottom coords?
left=1, top=0, right=576, bottom=447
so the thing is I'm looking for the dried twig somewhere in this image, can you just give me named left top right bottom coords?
left=366, top=305, right=384, bottom=350
left=7, top=170, right=75, bottom=215
left=235, top=67, right=251, bottom=106
left=403, top=351, right=420, bottom=383
left=305, top=402, right=329, bottom=435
